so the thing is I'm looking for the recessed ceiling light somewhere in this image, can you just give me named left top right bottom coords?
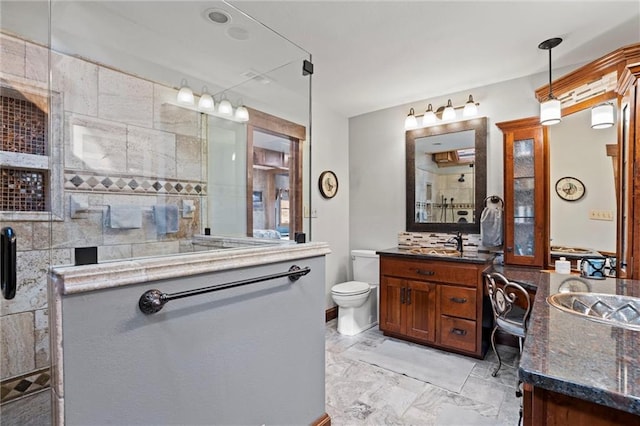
left=203, top=8, right=231, bottom=25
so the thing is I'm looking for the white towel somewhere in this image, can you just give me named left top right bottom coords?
left=107, top=205, right=142, bottom=229
left=480, top=205, right=503, bottom=247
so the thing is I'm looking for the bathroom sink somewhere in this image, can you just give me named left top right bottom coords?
left=408, top=247, right=461, bottom=257
left=550, top=246, right=593, bottom=254
left=547, top=292, right=640, bottom=331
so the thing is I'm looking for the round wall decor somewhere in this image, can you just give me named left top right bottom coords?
left=319, top=170, right=338, bottom=199
left=555, top=176, right=585, bottom=201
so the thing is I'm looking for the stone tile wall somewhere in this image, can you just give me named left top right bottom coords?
left=0, top=32, right=208, bottom=408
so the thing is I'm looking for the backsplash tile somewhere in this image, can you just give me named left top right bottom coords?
left=398, top=231, right=481, bottom=252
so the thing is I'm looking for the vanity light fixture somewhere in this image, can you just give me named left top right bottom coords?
left=218, top=97, right=234, bottom=116
left=422, top=104, right=437, bottom=126
left=177, top=79, right=195, bottom=105
left=591, top=102, right=615, bottom=129
left=405, top=108, right=418, bottom=129
left=404, top=95, right=480, bottom=130
left=538, top=37, right=563, bottom=126
left=198, top=87, right=215, bottom=111
left=441, top=99, right=456, bottom=121
left=463, top=95, right=478, bottom=117
left=235, top=104, right=250, bottom=122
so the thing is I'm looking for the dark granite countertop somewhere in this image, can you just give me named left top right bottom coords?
left=376, top=247, right=494, bottom=265
left=488, top=264, right=542, bottom=292
left=519, top=272, right=640, bottom=415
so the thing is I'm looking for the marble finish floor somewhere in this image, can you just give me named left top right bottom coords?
left=326, top=320, right=523, bottom=425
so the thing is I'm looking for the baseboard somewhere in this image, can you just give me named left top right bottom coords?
left=325, top=306, right=338, bottom=322
left=311, top=412, right=331, bottom=426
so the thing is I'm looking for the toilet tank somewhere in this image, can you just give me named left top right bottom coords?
left=351, top=250, right=380, bottom=284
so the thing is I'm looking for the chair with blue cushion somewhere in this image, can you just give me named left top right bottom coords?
left=484, top=272, right=531, bottom=377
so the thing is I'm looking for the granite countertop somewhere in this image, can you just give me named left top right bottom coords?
left=488, top=264, right=542, bottom=292
left=376, top=247, right=494, bottom=264
left=519, top=272, right=640, bottom=415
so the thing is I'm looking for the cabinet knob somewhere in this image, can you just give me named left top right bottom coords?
left=506, top=247, right=513, bottom=253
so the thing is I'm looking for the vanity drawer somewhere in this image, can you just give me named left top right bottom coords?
left=439, top=316, right=476, bottom=353
left=440, top=285, right=476, bottom=320
left=381, top=257, right=478, bottom=286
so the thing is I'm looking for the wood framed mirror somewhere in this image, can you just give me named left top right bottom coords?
left=406, top=117, right=487, bottom=234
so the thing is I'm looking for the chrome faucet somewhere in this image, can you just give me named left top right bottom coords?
left=448, top=231, right=463, bottom=253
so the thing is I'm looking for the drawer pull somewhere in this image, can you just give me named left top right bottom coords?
left=450, top=297, right=467, bottom=304
left=415, top=269, right=435, bottom=276
left=406, top=288, right=411, bottom=305
left=400, top=287, right=406, bottom=304
left=451, top=328, right=467, bottom=336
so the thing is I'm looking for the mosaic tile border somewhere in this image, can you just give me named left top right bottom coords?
left=1, top=367, right=50, bottom=404
left=64, top=171, right=207, bottom=195
left=398, top=231, right=481, bottom=251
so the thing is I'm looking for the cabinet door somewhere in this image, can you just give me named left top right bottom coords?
left=380, top=276, right=403, bottom=334
left=500, top=122, right=548, bottom=267
left=404, top=280, right=436, bottom=343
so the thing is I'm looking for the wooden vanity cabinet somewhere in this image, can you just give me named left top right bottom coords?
left=379, top=255, right=489, bottom=358
left=496, top=118, right=549, bottom=268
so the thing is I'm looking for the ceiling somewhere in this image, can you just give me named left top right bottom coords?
left=231, top=0, right=640, bottom=117
left=2, top=1, right=639, bottom=119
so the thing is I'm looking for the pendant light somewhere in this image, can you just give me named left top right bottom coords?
left=404, top=108, right=417, bottom=129
left=591, top=102, right=615, bottom=129
left=538, top=38, right=563, bottom=126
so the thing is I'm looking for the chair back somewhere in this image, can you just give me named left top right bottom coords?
left=484, top=272, right=531, bottom=328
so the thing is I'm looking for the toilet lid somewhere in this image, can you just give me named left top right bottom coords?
left=332, top=281, right=370, bottom=295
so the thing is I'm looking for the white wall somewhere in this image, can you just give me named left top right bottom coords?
left=310, top=101, right=350, bottom=307
left=348, top=66, right=580, bottom=252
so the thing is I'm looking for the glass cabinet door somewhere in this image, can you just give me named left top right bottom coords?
left=499, top=120, right=547, bottom=267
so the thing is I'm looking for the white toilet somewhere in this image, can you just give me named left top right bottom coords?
left=331, top=250, right=380, bottom=336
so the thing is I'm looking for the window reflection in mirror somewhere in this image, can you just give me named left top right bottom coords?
left=547, top=107, right=617, bottom=263
left=406, top=118, right=487, bottom=234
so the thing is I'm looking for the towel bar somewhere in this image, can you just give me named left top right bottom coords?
left=138, top=265, right=311, bottom=314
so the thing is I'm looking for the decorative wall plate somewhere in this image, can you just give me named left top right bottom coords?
left=319, top=170, right=338, bottom=199
left=555, top=176, right=585, bottom=201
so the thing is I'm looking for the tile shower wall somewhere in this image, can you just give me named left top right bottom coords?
left=0, top=32, right=207, bottom=408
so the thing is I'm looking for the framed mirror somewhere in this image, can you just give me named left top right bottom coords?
left=547, top=105, right=617, bottom=268
left=406, top=117, right=487, bottom=233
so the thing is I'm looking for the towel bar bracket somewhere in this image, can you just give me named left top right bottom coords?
left=138, top=265, right=310, bottom=314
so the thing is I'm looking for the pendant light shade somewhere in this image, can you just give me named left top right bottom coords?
left=462, top=95, right=478, bottom=117
left=198, top=87, right=215, bottom=110
left=404, top=108, right=418, bottom=129
left=235, top=105, right=250, bottom=122
left=540, top=98, right=562, bottom=126
left=422, top=104, right=437, bottom=126
left=538, top=37, right=563, bottom=126
left=218, top=98, right=233, bottom=116
left=442, top=99, right=456, bottom=121
left=591, top=102, right=615, bottom=129
left=177, top=80, right=194, bottom=105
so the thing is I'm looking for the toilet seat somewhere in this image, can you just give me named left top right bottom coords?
left=331, top=281, right=370, bottom=296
